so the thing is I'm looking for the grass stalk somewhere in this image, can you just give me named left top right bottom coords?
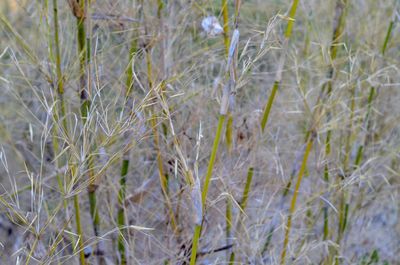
left=221, top=1, right=234, bottom=261
left=240, top=167, right=254, bottom=211
left=225, top=194, right=232, bottom=260
left=145, top=39, right=177, bottom=232
left=2, top=1, right=397, bottom=264
left=81, top=2, right=105, bottom=261
left=330, top=9, right=395, bottom=263
left=117, top=158, right=129, bottom=265
left=222, top=0, right=234, bottom=154
left=189, top=225, right=202, bottom=265
left=381, top=4, right=396, bottom=55
left=201, top=115, right=226, bottom=206
left=50, top=6, right=70, bottom=233
left=280, top=2, right=348, bottom=263
left=190, top=34, right=241, bottom=263
left=280, top=135, right=314, bottom=265
left=50, top=0, right=69, bottom=201
left=321, top=0, right=348, bottom=244
left=260, top=0, right=299, bottom=131
left=254, top=0, right=300, bottom=255
left=229, top=166, right=253, bottom=262
left=227, top=3, right=243, bottom=262
left=222, top=0, right=230, bottom=56
left=52, top=0, right=68, bottom=133
left=381, top=20, right=393, bottom=55
left=116, top=22, right=138, bottom=265
left=69, top=0, right=91, bottom=263
left=190, top=114, right=226, bottom=265
left=353, top=4, right=396, bottom=169
left=87, top=154, right=102, bottom=251
left=354, top=86, right=375, bottom=168
left=260, top=80, right=279, bottom=131
left=74, top=190, right=86, bottom=265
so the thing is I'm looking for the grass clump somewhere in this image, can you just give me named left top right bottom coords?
left=0, top=1, right=399, bottom=264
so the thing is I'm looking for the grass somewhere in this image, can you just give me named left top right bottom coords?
left=189, top=114, right=226, bottom=265
left=0, top=0, right=399, bottom=264
left=116, top=8, right=139, bottom=264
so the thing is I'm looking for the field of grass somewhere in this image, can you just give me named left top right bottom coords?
left=0, top=0, right=399, bottom=264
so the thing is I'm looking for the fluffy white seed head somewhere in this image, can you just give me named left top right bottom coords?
left=201, top=16, right=224, bottom=36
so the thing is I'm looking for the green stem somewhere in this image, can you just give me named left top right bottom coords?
left=52, top=0, right=68, bottom=132
left=229, top=166, right=254, bottom=262
left=117, top=158, right=129, bottom=265
left=52, top=0, right=62, bottom=91
left=285, top=0, right=300, bottom=39
left=280, top=136, right=314, bottom=265
left=221, top=3, right=234, bottom=262
left=51, top=0, right=68, bottom=197
left=189, top=225, right=202, bottom=265
left=190, top=114, right=226, bottom=264
left=222, top=0, right=230, bottom=55
left=141, top=3, right=177, bottom=231
left=317, top=2, right=348, bottom=263
left=115, top=10, right=139, bottom=261
left=222, top=0, right=233, bottom=153
left=240, top=167, right=254, bottom=210
left=335, top=15, right=390, bottom=257
left=318, top=0, right=348, bottom=254
left=348, top=6, right=395, bottom=215
left=201, top=115, right=226, bottom=205
left=145, top=49, right=178, bottom=232
left=116, top=23, right=138, bottom=265
left=74, top=1, right=89, bottom=264
left=226, top=196, right=232, bottom=251
left=48, top=1, right=80, bottom=257
left=260, top=0, right=299, bottom=131
left=260, top=80, right=279, bottom=131
left=74, top=194, right=86, bottom=265
left=258, top=0, right=300, bottom=255
left=381, top=21, right=393, bottom=55
left=88, top=155, right=101, bottom=237
left=354, top=85, right=376, bottom=169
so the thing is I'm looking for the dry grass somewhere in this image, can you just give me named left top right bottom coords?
left=0, top=0, right=399, bottom=264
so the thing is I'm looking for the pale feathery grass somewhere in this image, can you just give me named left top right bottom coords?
left=0, top=1, right=399, bottom=264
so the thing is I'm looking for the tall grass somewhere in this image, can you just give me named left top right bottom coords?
left=321, top=0, right=349, bottom=257
left=0, top=1, right=399, bottom=264
left=116, top=6, right=140, bottom=264
left=189, top=114, right=226, bottom=265
left=244, top=0, right=301, bottom=259
left=260, top=0, right=299, bottom=132
left=72, top=0, right=88, bottom=263
left=280, top=1, right=348, bottom=264
left=326, top=3, right=396, bottom=264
